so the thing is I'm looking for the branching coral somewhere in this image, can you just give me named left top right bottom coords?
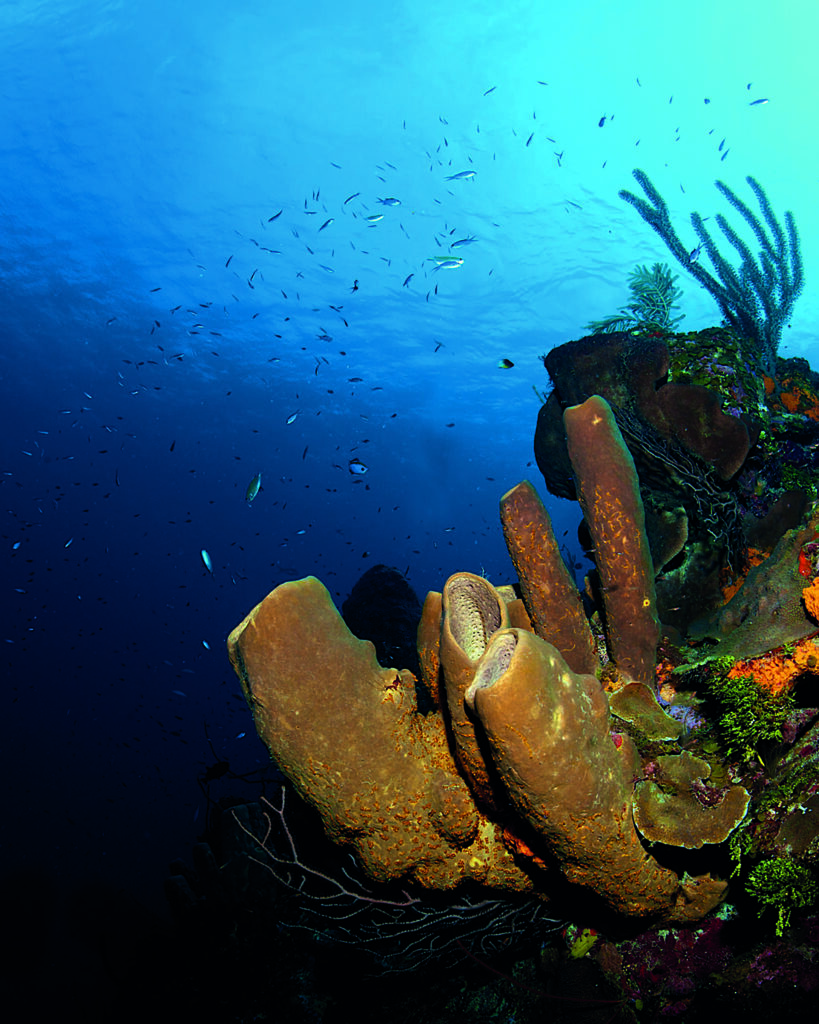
left=619, top=169, right=804, bottom=375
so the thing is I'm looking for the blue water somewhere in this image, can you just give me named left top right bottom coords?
left=2, top=0, right=816, bottom=933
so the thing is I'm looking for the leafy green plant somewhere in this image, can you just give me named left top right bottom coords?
left=746, top=858, right=819, bottom=936
left=587, top=262, right=685, bottom=335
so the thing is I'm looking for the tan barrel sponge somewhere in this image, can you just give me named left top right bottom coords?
left=439, top=572, right=511, bottom=808
left=564, top=395, right=661, bottom=686
left=227, top=576, right=532, bottom=894
left=464, top=626, right=723, bottom=918
left=499, top=479, right=600, bottom=675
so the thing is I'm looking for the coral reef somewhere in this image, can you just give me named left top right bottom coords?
left=228, top=394, right=757, bottom=927
left=535, top=328, right=819, bottom=637
left=225, top=304, right=819, bottom=998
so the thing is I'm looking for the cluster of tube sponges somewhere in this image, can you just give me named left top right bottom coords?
left=228, top=396, right=749, bottom=922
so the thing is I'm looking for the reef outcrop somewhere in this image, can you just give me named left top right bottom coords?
left=228, top=393, right=755, bottom=924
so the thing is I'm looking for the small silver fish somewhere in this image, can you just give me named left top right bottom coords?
left=432, top=258, right=464, bottom=270
left=201, top=549, right=213, bottom=573
left=445, top=170, right=476, bottom=181
left=245, top=472, right=262, bottom=504
left=286, top=411, right=299, bottom=425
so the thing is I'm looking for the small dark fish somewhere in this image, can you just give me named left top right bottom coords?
left=749, top=98, right=769, bottom=106
left=351, top=280, right=359, bottom=292
left=170, top=439, right=176, bottom=451
left=525, top=132, right=534, bottom=146
left=483, top=85, right=496, bottom=95
left=402, top=273, right=414, bottom=287
left=225, top=254, right=233, bottom=267
left=268, top=210, right=283, bottom=221
left=344, top=192, right=360, bottom=204
left=721, top=148, right=730, bottom=161
left=377, top=197, right=401, bottom=206
left=319, top=217, right=334, bottom=231
left=498, top=358, right=514, bottom=369
left=598, top=116, right=606, bottom=127
left=718, top=138, right=725, bottom=151
left=149, top=287, right=162, bottom=292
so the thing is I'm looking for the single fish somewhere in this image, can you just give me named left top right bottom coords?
left=201, top=549, right=213, bottom=573
left=286, top=411, right=299, bottom=425
left=245, top=472, right=262, bottom=504
left=483, top=85, right=496, bottom=95
left=377, top=197, right=401, bottom=206
left=343, top=192, right=360, bottom=204
left=432, top=258, right=464, bottom=270
left=498, top=358, right=514, bottom=369
left=319, top=217, right=334, bottom=231
left=451, top=236, right=477, bottom=248
left=749, top=98, right=769, bottom=105
left=267, top=210, right=283, bottom=221
left=445, top=170, right=476, bottom=180
left=348, top=458, right=368, bottom=475
left=402, top=273, right=414, bottom=287
left=367, top=213, right=384, bottom=223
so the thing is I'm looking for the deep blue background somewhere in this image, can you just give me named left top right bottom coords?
left=2, top=0, right=816, bottom=917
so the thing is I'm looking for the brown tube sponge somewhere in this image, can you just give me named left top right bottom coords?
left=227, top=576, right=531, bottom=893
left=564, top=395, right=660, bottom=686
left=500, top=479, right=599, bottom=675
left=439, top=572, right=510, bottom=808
left=465, top=626, right=681, bottom=917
